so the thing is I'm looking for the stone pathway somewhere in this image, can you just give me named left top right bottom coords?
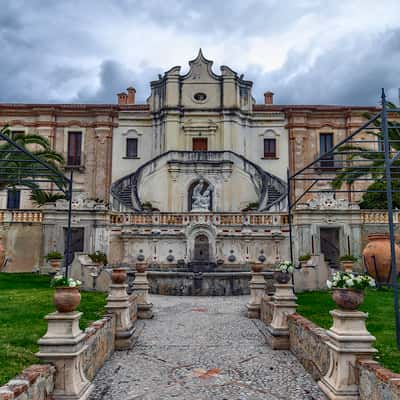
left=89, top=295, right=325, bottom=400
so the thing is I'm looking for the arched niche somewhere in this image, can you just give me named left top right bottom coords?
left=187, top=179, right=213, bottom=211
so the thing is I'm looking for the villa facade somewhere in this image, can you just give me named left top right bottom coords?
left=0, top=51, right=385, bottom=281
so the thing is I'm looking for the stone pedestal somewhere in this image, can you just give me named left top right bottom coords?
left=133, top=271, right=153, bottom=319
left=106, top=283, right=135, bottom=349
left=247, top=272, right=266, bottom=319
left=36, top=312, right=93, bottom=400
left=265, top=283, right=297, bottom=349
left=319, top=309, right=377, bottom=400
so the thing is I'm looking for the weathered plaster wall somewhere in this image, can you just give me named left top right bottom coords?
left=0, top=223, right=42, bottom=272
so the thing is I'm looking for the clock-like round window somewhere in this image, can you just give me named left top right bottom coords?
left=193, top=92, right=207, bottom=103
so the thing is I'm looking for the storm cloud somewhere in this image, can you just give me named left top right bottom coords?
left=0, top=0, right=399, bottom=105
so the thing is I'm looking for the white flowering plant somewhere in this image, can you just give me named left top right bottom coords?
left=50, top=275, right=82, bottom=288
left=326, top=271, right=375, bottom=290
left=277, top=260, right=294, bottom=274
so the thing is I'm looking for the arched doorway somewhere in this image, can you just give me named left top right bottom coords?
left=194, top=234, right=210, bottom=262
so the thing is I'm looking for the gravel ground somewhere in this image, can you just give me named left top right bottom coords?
left=89, top=295, right=326, bottom=400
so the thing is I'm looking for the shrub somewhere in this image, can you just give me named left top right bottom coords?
left=339, top=254, right=358, bottom=262
left=298, top=254, right=311, bottom=262
left=45, top=251, right=63, bottom=261
left=88, top=251, right=108, bottom=265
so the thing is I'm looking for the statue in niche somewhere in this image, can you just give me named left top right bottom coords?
left=191, top=179, right=212, bottom=212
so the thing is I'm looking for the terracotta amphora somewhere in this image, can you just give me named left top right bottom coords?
left=362, top=234, right=400, bottom=283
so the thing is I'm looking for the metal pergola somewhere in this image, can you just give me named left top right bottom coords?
left=0, top=127, right=74, bottom=278
left=287, top=89, right=400, bottom=348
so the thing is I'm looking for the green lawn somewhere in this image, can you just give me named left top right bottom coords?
left=297, top=288, right=400, bottom=372
left=0, top=273, right=107, bottom=385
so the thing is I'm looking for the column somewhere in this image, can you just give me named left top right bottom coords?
left=132, top=264, right=153, bottom=319
left=106, top=269, right=136, bottom=349
left=246, top=268, right=266, bottom=319
left=36, top=312, right=93, bottom=400
left=265, top=283, right=297, bottom=349
left=318, top=309, right=376, bottom=399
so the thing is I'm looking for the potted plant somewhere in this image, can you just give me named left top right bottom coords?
left=45, top=251, right=63, bottom=269
left=327, top=271, right=375, bottom=310
left=339, top=255, right=358, bottom=272
left=298, top=254, right=311, bottom=268
left=136, top=263, right=148, bottom=273
left=88, top=251, right=108, bottom=266
left=50, top=274, right=82, bottom=313
left=274, top=260, right=294, bottom=284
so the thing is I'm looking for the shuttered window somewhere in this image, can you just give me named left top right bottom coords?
left=263, top=138, right=276, bottom=158
left=126, top=138, right=138, bottom=158
left=67, top=131, right=82, bottom=166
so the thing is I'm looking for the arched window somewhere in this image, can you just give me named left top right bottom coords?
left=261, top=129, right=279, bottom=159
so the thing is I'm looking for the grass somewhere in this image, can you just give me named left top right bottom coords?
left=297, top=288, right=400, bottom=372
left=0, top=273, right=107, bottom=385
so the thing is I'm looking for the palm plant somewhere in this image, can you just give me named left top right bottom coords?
left=30, top=190, right=66, bottom=206
left=332, top=102, right=400, bottom=192
left=0, top=126, right=66, bottom=193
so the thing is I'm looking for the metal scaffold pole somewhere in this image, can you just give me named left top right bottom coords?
left=382, top=89, right=400, bottom=349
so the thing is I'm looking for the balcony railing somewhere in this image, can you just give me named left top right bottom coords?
left=361, top=210, right=399, bottom=224
left=0, top=210, right=43, bottom=223
left=110, top=212, right=289, bottom=226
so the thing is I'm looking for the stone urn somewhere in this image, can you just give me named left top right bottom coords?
left=341, top=261, right=354, bottom=273
left=49, top=259, right=62, bottom=269
left=332, top=288, right=364, bottom=310
left=362, top=234, right=400, bottom=282
left=273, top=271, right=291, bottom=284
left=53, top=287, right=81, bottom=313
left=251, top=263, right=263, bottom=273
left=136, top=263, right=147, bottom=273
left=111, top=268, right=127, bottom=284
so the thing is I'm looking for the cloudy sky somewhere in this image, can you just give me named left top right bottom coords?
left=1, top=0, right=399, bottom=105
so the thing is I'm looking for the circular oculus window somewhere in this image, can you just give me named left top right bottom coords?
left=193, top=92, right=207, bottom=103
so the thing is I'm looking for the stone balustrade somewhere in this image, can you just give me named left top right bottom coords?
left=110, top=212, right=288, bottom=226
left=0, top=210, right=43, bottom=223
left=361, top=210, right=399, bottom=224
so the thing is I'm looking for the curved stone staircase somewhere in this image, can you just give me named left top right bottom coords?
left=111, top=151, right=287, bottom=212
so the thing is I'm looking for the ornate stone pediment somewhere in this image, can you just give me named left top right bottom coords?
left=298, top=192, right=359, bottom=210
left=182, top=49, right=220, bottom=82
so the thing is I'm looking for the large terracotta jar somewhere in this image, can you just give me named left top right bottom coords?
left=362, top=234, right=400, bottom=282
left=53, top=287, right=81, bottom=313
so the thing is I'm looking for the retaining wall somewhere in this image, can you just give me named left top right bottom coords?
left=0, top=365, right=55, bottom=400
left=82, top=314, right=116, bottom=381
left=260, top=298, right=400, bottom=400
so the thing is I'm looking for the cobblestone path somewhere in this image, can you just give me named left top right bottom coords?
left=89, top=295, right=325, bottom=400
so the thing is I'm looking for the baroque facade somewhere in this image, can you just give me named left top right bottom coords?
left=0, top=51, right=385, bottom=290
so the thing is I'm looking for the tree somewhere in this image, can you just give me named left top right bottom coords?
left=359, top=181, right=400, bottom=209
left=332, top=103, right=400, bottom=203
left=0, top=126, right=66, bottom=194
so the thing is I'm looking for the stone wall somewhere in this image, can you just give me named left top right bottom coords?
left=0, top=364, right=55, bottom=400
left=82, top=314, right=116, bottom=381
left=287, top=314, right=330, bottom=381
left=358, top=359, right=400, bottom=400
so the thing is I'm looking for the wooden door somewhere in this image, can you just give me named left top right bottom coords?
left=194, top=235, right=210, bottom=261
left=192, top=138, right=208, bottom=151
